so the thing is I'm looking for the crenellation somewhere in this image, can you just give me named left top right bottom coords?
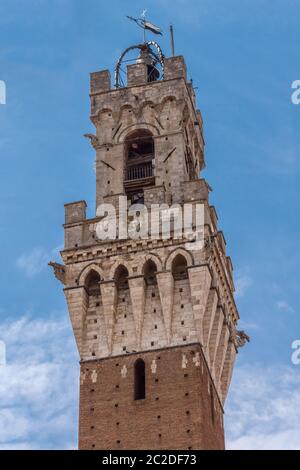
left=64, top=200, right=87, bottom=224
left=90, top=70, right=111, bottom=94
left=164, top=56, right=187, bottom=81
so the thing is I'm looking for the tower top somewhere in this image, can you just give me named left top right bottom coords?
left=113, top=12, right=165, bottom=88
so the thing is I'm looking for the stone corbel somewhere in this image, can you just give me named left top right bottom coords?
left=228, top=321, right=250, bottom=349
left=235, top=330, right=250, bottom=348
left=83, top=133, right=100, bottom=150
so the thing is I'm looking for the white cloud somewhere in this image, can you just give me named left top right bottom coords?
left=235, top=273, right=252, bottom=298
left=16, top=245, right=63, bottom=278
left=226, top=363, right=300, bottom=450
left=0, top=314, right=79, bottom=449
left=276, top=300, right=295, bottom=314
left=1, top=316, right=300, bottom=449
left=237, top=320, right=259, bottom=330
left=16, top=248, right=49, bottom=278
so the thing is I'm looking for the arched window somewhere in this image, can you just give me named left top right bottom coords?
left=85, top=270, right=101, bottom=306
left=114, top=265, right=129, bottom=290
left=134, top=359, right=146, bottom=400
left=143, top=259, right=157, bottom=286
left=124, top=130, right=155, bottom=204
left=172, top=254, right=188, bottom=281
left=126, top=130, right=154, bottom=163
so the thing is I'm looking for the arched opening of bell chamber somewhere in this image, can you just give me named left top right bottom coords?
left=124, top=129, right=155, bottom=205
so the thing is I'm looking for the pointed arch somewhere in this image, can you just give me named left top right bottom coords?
left=109, top=260, right=134, bottom=280
left=144, top=253, right=163, bottom=273
left=165, top=247, right=194, bottom=271
left=171, top=254, right=188, bottom=281
left=85, top=269, right=101, bottom=295
left=114, top=264, right=129, bottom=289
left=143, top=259, right=158, bottom=286
left=78, top=263, right=104, bottom=286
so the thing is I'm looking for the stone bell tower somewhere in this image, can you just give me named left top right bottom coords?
left=50, top=36, right=248, bottom=450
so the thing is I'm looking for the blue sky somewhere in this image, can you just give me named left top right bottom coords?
left=0, top=0, right=299, bottom=449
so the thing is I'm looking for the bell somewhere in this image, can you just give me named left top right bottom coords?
left=137, top=49, right=160, bottom=82
left=147, top=64, right=160, bottom=82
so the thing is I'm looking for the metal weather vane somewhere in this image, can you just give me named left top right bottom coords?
left=127, top=10, right=163, bottom=42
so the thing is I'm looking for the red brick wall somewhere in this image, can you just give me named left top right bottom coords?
left=79, top=344, right=225, bottom=450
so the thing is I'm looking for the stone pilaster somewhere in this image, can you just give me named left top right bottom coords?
left=128, top=275, right=146, bottom=349
left=202, top=288, right=218, bottom=363
left=220, top=341, right=236, bottom=402
left=157, top=271, right=174, bottom=344
left=100, top=280, right=117, bottom=354
left=64, top=286, right=88, bottom=356
left=214, top=322, right=230, bottom=390
left=209, top=306, right=224, bottom=379
left=188, top=265, right=212, bottom=345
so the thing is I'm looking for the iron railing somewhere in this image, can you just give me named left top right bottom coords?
left=126, top=161, right=153, bottom=181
